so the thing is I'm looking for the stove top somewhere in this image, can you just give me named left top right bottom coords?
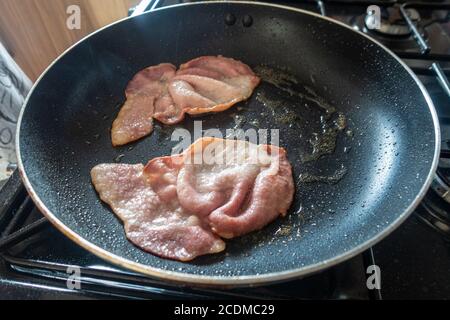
left=1, top=0, right=450, bottom=299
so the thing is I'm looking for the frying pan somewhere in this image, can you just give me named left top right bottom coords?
left=16, top=1, right=439, bottom=286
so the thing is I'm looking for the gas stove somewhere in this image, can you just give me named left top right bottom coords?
left=1, top=0, right=449, bottom=299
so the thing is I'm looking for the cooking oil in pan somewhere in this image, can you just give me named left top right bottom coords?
left=255, top=91, right=300, bottom=126
left=254, top=65, right=349, bottom=185
left=274, top=225, right=293, bottom=236
left=298, top=164, right=348, bottom=184
left=255, top=65, right=347, bottom=162
left=254, top=65, right=336, bottom=116
left=254, top=65, right=299, bottom=89
left=301, top=112, right=347, bottom=163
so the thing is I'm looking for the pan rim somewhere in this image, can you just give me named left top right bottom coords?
left=15, top=1, right=441, bottom=286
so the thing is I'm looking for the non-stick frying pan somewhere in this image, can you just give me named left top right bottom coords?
left=16, top=1, right=439, bottom=286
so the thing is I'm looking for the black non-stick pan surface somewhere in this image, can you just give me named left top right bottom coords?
left=17, top=2, right=439, bottom=286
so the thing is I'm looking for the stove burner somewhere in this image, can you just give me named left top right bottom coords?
left=431, top=173, right=450, bottom=203
left=364, top=7, right=421, bottom=38
left=352, top=6, right=427, bottom=51
left=416, top=184, right=450, bottom=240
left=416, top=160, right=450, bottom=239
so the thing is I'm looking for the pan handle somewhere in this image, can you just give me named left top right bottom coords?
left=129, top=0, right=162, bottom=16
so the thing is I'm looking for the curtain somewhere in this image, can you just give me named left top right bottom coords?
left=0, top=42, right=32, bottom=180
